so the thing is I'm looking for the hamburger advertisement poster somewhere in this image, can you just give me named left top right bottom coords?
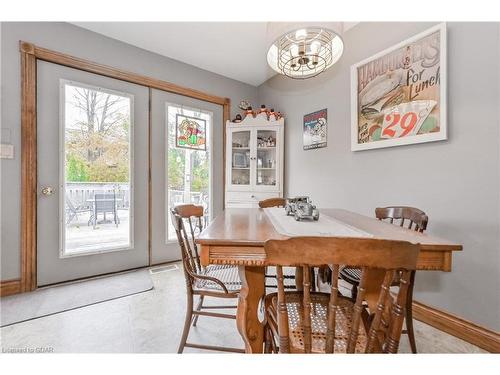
left=351, top=23, right=447, bottom=151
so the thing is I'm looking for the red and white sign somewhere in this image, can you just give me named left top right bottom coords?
left=380, top=100, right=437, bottom=139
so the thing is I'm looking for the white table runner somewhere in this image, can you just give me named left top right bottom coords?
left=264, top=207, right=373, bottom=238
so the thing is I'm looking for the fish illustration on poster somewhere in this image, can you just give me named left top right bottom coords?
left=351, top=23, right=447, bottom=151
left=303, top=109, right=327, bottom=150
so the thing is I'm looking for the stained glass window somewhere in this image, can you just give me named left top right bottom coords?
left=176, top=114, right=206, bottom=151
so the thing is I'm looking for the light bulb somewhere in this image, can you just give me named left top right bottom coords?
left=310, top=41, right=321, bottom=54
left=295, top=29, right=307, bottom=40
left=290, top=44, right=299, bottom=57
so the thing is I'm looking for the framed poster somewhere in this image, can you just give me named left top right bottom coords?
left=176, top=114, right=207, bottom=150
left=351, top=23, right=446, bottom=151
left=303, top=109, right=327, bottom=150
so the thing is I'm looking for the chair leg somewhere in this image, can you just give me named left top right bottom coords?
left=192, top=295, right=204, bottom=327
left=351, top=283, right=358, bottom=302
left=310, top=267, right=316, bottom=292
left=178, top=293, right=194, bottom=354
left=406, top=270, right=417, bottom=353
left=264, top=324, right=272, bottom=353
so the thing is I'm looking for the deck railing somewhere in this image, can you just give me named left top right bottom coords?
left=65, top=182, right=206, bottom=211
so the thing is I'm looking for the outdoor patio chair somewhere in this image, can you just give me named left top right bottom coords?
left=65, top=197, right=91, bottom=225
left=89, top=192, right=120, bottom=229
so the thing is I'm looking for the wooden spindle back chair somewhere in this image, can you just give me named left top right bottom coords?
left=258, top=197, right=309, bottom=290
left=339, top=206, right=428, bottom=353
left=258, top=197, right=287, bottom=208
left=263, top=237, right=420, bottom=353
left=375, top=206, right=428, bottom=232
left=171, top=205, right=243, bottom=353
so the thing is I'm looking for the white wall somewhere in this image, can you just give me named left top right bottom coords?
left=0, top=22, right=258, bottom=281
left=258, top=22, right=500, bottom=331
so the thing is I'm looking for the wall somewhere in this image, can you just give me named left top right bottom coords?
left=0, top=22, right=258, bottom=281
left=258, top=22, right=500, bottom=331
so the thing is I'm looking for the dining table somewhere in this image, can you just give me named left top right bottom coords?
left=196, top=208, right=463, bottom=353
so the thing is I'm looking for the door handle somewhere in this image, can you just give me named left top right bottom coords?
left=41, top=186, right=55, bottom=196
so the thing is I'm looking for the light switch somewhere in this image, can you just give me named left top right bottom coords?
left=0, top=144, right=14, bottom=159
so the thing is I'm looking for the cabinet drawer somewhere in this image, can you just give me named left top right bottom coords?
left=225, top=191, right=281, bottom=204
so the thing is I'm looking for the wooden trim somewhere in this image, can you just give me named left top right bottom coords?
left=19, top=40, right=231, bottom=294
left=20, top=43, right=37, bottom=293
left=148, top=88, right=152, bottom=266
left=0, top=279, right=22, bottom=297
left=24, top=41, right=228, bottom=106
left=222, top=98, right=230, bottom=209
left=413, top=300, right=500, bottom=353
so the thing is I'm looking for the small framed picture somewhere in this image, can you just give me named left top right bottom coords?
left=233, top=152, right=247, bottom=168
left=303, top=109, right=328, bottom=150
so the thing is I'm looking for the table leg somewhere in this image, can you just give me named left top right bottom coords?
left=236, top=265, right=265, bottom=354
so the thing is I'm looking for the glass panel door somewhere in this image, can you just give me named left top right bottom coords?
left=255, top=129, right=278, bottom=187
left=62, top=81, right=133, bottom=256
left=166, top=104, right=212, bottom=242
left=37, top=62, right=149, bottom=286
left=230, top=129, right=251, bottom=187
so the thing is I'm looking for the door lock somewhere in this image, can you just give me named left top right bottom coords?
left=41, top=186, right=54, bottom=196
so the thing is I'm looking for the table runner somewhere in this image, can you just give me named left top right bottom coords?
left=264, top=207, right=373, bottom=238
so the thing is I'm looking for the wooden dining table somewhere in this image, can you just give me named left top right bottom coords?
left=197, top=208, right=462, bottom=353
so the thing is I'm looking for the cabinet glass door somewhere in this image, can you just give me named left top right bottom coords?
left=230, top=129, right=251, bottom=187
left=255, top=129, right=278, bottom=188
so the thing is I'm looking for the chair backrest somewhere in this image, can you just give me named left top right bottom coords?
left=258, top=197, right=286, bottom=208
left=264, top=237, right=420, bottom=353
left=95, top=193, right=116, bottom=212
left=375, top=206, right=428, bottom=232
left=65, top=196, right=76, bottom=212
left=170, top=204, right=205, bottom=287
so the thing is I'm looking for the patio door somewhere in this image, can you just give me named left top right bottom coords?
left=150, top=89, right=222, bottom=264
left=37, top=62, right=149, bottom=286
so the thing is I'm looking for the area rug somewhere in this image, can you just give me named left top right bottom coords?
left=0, top=269, right=153, bottom=327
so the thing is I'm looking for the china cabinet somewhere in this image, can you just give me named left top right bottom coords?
left=225, top=116, right=284, bottom=208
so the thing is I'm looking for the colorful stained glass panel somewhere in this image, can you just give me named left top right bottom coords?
left=175, top=114, right=207, bottom=151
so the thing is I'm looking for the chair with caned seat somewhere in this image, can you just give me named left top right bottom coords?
left=171, top=204, right=244, bottom=353
left=339, top=206, right=428, bottom=353
left=258, top=198, right=315, bottom=291
left=263, top=236, right=420, bottom=354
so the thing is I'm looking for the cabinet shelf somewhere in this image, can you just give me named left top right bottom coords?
left=257, top=167, right=275, bottom=170
left=257, top=147, right=276, bottom=150
left=232, top=167, right=250, bottom=170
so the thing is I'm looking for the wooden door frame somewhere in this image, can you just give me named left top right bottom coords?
left=18, top=41, right=230, bottom=292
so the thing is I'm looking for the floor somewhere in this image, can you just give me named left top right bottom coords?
left=65, top=210, right=130, bottom=254
left=0, top=263, right=486, bottom=353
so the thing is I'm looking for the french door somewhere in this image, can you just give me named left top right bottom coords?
left=37, top=62, right=149, bottom=286
left=150, top=89, right=222, bottom=264
left=36, top=62, right=222, bottom=285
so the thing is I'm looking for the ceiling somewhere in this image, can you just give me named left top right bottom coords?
left=72, top=22, right=358, bottom=86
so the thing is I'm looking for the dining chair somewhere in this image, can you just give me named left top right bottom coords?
left=258, top=198, right=312, bottom=290
left=258, top=197, right=287, bottom=208
left=263, top=237, right=420, bottom=353
left=171, top=205, right=244, bottom=353
left=339, top=206, right=428, bottom=353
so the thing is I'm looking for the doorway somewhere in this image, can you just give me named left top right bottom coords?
left=37, top=62, right=149, bottom=286
left=150, top=90, right=222, bottom=264
left=20, top=41, right=229, bottom=291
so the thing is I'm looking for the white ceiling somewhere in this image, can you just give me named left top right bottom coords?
left=72, top=22, right=358, bottom=86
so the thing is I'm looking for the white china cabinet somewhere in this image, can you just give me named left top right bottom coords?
left=225, top=115, right=284, bottom=208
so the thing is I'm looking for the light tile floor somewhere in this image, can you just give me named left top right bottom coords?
left=0, top=264, right=487, bottom=353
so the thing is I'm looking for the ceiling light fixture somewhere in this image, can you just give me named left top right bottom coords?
left=267, top=23, right=344, bottom=79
